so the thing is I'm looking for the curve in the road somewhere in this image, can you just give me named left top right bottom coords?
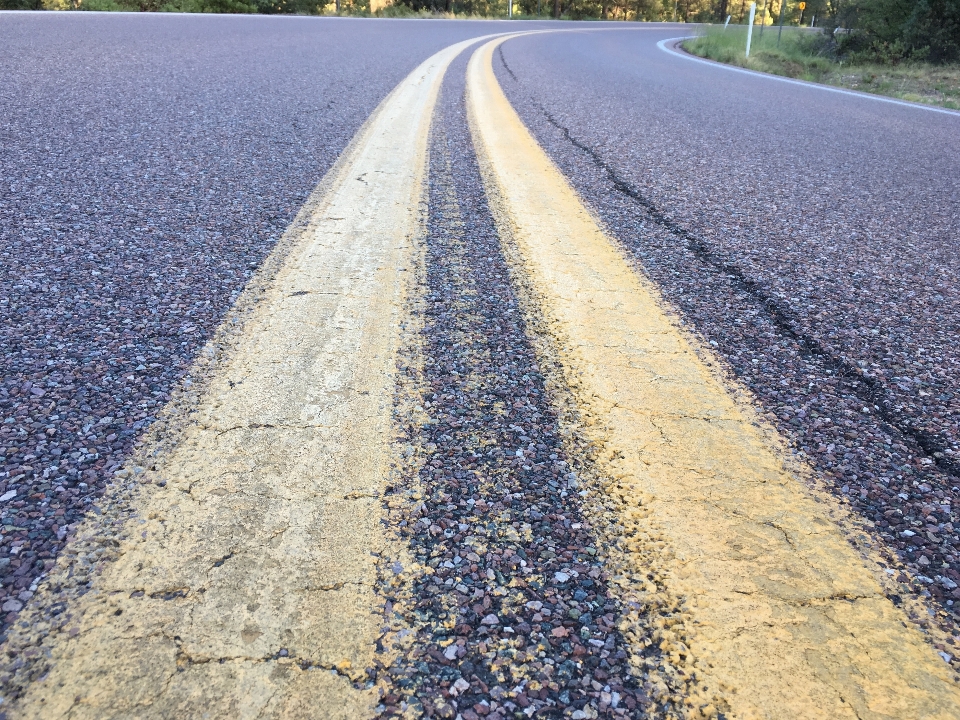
left=3, top=19, right=959, bottom=720
left=658, top=36, right=960, bottom=117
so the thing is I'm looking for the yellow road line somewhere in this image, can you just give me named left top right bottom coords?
left=9, top=35, right=493, bottom=720
left=467, top=35, right=960, bottom=720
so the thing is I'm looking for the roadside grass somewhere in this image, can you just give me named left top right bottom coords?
left=684, top=27, right=960, bottom=111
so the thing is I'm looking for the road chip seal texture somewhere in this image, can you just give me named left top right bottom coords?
left=6, top=35, right=495, bottom=720
left=466, top=35, right=960, bottom=720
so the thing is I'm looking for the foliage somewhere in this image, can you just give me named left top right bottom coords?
left=838, top=0, right=960, bottom=62
left=687, top=25, right=837, bottom=70
left=0, top=0, right=43, bottom=9
left=686, top=25, right=960, bottom=107
left=155, top=0, right=256, bottom=12
left=13, top=0, right=959, bottom=65
left=370, top=3, right=450, bottom=13
left=388, top=0, right=525, bottom=15
left=81, top=0, right=134, bottom=9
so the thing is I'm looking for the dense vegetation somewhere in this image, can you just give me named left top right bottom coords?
left=2, top=0, right=958, bottom=64
left=0, top=0, right=368, bottom=12
left=840, top=0, right=960, bottom=62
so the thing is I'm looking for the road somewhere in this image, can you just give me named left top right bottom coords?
left=1, top=14, right=959, bottom=719
left=497, top=24, right=960, bottom=623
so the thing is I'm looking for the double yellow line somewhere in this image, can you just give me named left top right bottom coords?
left=8, top=30, right=960, bottom=720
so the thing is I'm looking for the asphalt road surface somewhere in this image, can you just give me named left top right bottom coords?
left=497, top=27, right=960, bottom=613
left=0, top=12, right=512, bottom=623
left=1, top=14, right=959, bottom=719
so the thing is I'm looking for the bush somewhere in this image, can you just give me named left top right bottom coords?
left=843, top=0, right=960, bottom=63
left=0, top=0, right=44, bottom=8
left=391, top=0, right=506, bottom=13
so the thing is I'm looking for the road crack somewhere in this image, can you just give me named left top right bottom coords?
left=497, top=49, right=959, bottom=481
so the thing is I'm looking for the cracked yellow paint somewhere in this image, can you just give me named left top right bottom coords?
left=10, top=35, right=493, bottom=720
left=467, top=35, right=960, bottom=720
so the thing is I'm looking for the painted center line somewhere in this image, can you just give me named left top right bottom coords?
left=468, top=33, right=960, bottom=719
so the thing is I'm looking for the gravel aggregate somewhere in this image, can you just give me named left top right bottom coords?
left=496, top=29, right=960, bottom=641
left=378, top=56, right=666, bottom=719
left=7, top=16, right=958, bottom=706
left=0, top=13, right=506, bottom=639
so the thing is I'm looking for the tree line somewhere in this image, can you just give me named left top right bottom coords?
left=2, top=0, right=958, bottom=62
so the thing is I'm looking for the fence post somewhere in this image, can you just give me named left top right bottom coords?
left=777, top=0, right=786, bottom=46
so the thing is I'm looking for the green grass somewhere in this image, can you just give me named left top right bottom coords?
left=684, top=26, right=960, bottom=111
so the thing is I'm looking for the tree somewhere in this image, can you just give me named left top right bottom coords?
left=1, top=0, right=44, bottom=8
left=844, top=0, right=960, bottom=61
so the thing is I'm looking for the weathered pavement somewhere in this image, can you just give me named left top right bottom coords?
left=0, top=12, right=517, bottom=639
left=468, top=34, right=960, bottom=719
left=495, top=27, right=960, bottom=631
left=3, top=17, right=960, bottom=720
left=2, top=30, right=497, bottom=719
left=375, top=37, right=658, bottom=719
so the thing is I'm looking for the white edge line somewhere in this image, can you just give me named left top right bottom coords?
left=658, top=35, right=960, bottom=118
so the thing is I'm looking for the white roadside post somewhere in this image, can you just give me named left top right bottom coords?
left=724, top=14, right=731, bottom=28
left=509, top=0, right=513, bottom=17
left=745, top=2, right=757, bottom=57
